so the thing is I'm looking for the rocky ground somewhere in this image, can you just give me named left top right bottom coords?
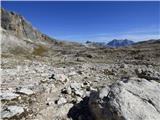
left=1, top=8, right=160, bottom=120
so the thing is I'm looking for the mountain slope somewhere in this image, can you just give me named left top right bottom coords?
left=1, top=8, right=56, bottom=42
left=1, top=8, right=86, bottom=58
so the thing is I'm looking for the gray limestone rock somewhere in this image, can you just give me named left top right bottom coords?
left=89, top=78, right=160, bottom=120
left=1, top=106, right=25, bottom=119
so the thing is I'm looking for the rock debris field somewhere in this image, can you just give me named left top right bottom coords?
left=1, top=8, right=160, bottom=120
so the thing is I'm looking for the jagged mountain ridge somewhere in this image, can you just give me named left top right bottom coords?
left=1, top=8, right=85, bottom=58
left=1, top=8, right=56, bottom=42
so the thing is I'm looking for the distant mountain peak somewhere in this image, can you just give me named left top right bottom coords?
left=107, top=39, right=134, bottom=47
left=85, top=39, right=134, bottom=48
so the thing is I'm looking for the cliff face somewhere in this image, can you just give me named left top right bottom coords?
left=1, top=8, right=55, bottom=42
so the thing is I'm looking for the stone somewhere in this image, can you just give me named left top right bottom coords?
left=0, top=91, right=19, bottom=101
left=89, top=78, right=160, bottom=120
left=53, top=74, right=69, bottom=83
left=61, top=86, right=72, bottom=95
left=70, top=82, right=85, bottom=97
left=74, top=90, right=84, bottom=97
left=82, top=81, right=91, bottom=88
left=120, top=63, right=128, bottom=68
left=57, top=97, right=67, bottom=105
left=68, top=71, right=77, bottom=76
left=103, top=68, right=116, bottom=75
left=1, top=106, right=25, bottom=119
left=41, top=73, right=49, bottom=77
left=135, top=68, right=160, bottom=81
left=76, top=57, right=86, bottom=62
left=40, top=79, right=48, bottom=83
left=70, top=82, right=81, bottom=91
left=76, top=96, right=83, bottom=103
left=16, top=87, right=34, bottom=95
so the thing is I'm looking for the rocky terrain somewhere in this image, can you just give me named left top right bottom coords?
left=1, top=8, right=160, bottom=120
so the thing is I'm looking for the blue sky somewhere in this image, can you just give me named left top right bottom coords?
left=2, top=1, right=160, bottom=43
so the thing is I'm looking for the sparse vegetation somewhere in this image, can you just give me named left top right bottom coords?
left=32, top=45, right=48, bottom=56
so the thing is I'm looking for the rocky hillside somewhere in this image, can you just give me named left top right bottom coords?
left=1, top=8, right=56, bottom=42
left=1, top=8, right=160, bottom=120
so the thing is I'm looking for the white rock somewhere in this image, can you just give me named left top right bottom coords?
left=0, top=91, right=19, bottom=101
left=89, top=78, right=160, bottom=120
left=68, top=71, right=77, bottom=76
left=54, top=74, right=68, bottom=83
left=40, top=79, right=48, bottom=83
left=70, top=82, right=81, bottom=90
left=76, top=96, right=83, bottom=103
left=57, top=97, right=67, bottom=105
left=1, top=106, right=24, bottom=119
left=61, top=86, right=72, bottom=95
left=16, top=88, right=34, bottom=95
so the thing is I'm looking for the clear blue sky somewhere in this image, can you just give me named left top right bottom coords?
left=2, top=1, right=160, bottom=42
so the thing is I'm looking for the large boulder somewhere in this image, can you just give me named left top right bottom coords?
left=89, top=78, right=160, bottom=120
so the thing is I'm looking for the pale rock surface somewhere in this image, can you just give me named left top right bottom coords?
left=57, top=97, right=67, bottom=105
left=0, top=91, right=19, bottom=101
left=89, top=78, right=160, bottom=120
left=16, top=87, right=34, bottom=95
left=1, top=106, right=25, bottom=119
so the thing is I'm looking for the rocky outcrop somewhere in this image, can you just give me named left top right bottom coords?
left=89, top=78, right=160, bottom=120
left=1, top=8, right=55, bottom=42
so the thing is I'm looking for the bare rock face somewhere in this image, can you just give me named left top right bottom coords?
left=1, top=8, right=55, bottom=42
left=89, top=78, right=160, bottom=120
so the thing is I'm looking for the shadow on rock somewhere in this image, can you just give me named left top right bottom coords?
left=67, top=96, right=93, bottom=120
